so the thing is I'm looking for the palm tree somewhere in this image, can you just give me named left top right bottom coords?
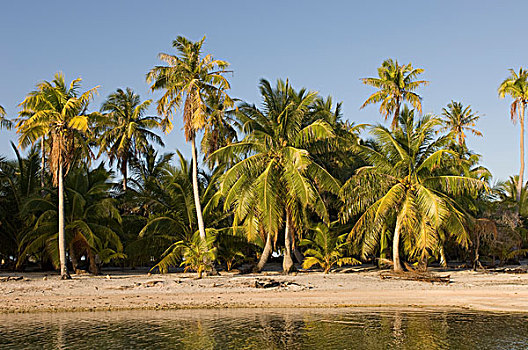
left=0, top=105, right=12, bottom=129
left=146, top=35, right=232, bottom=248
left=498, top=68, right=528, bottom=202
left=439, top=101, right=482, bottom=146
left=18, top=165, right=124, bottom=273
left=212, top=79, right=340, bottom=273
left=0, top=144, right=41, bottom=267
left=98, top=88, right=164, bottom=191
left=341, top=107, right=487, bottom=272
left=16, top=73, right=99, bottom=279
left=300, top=223, right=359, bottom=273
left=131, top=151, right=231, bottom=272
left=361, top=58, right=428, bottom=130
left=201, top=91, right=238, bottom=169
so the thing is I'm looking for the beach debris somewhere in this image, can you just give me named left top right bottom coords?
left=106, top=275, right=111, bottom=280
left=338, top=266, right=378, bottom=273
left=0, top=276, right=23, bottom=282
left=42, top=276, right=47, bottom=281
left=379, top=271, right=451, bottom=284
left=135, top=280, right=164, bottom=288
left=252, top=279, right=301, bottom=289
left=486, top=267, right=528, bottom=274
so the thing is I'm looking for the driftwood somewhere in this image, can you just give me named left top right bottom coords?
left=379, top=271, right=450, bottom=284
left=486, top=267, right=528, bottom=274
left=253, top=279, right=300, bottom=289
left=0, top=276, right=23, bottom=282
left=338, top=266, right=379, bottom=274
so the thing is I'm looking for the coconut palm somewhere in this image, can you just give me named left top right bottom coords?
left=0, top=144, right=41, bottom=267
left=341, top=107, right=487, bottom=272
left=201, top=91, right=238, bottom=169
left=498, top=68, right=528, bottom=202
left=361, top=59, right=428, bottom=130
left=212, top=79, right=340, bottom=273
left=439, top=101, right=482, bottom=147
left=146, top=35, right=232, bottom=250
left=98, top=88, right=164, bottom=191
left=18, top=165, right=124, bottom=273
left=0, top=105, right=13, bottom=130
left=15, top=73, right=99, bottom=278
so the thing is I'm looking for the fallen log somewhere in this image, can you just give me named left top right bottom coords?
left=379, top=271, right=450, bottom=284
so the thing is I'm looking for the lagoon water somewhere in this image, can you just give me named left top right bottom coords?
left=1, top=308, right=527, bottom=349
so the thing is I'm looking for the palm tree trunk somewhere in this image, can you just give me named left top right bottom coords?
left=256, top=230, right=272, bottom=272
left=393, top=215, right=403, bottom=272
left=391, top=97, right=401, bottom=130
left=293, top=246, right=304, bottom=265
left=40, top=137, right=45, bottom=190
left=122, top=157, right=128, bottom=191
left=58, top=162, right=70, bottom=279
left=191, top=138, right=207, bottom=241
left=283, top=213, right=295, bottom=274
left=517, top=104, right=525, bottom=202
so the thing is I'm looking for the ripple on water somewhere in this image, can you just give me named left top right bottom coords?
left=0, top=308, right=527, bottom=349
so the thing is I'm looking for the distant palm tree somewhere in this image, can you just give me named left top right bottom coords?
left=361, top=58, right=428, bottom=130
left=498, top=68, right=528, bottom=202
left=0, top=105, right=12, bottom=129
left=201, top=91, right=238, bottom=169
left=16, top=73, right=99, bottom=279
left=147, top=36, right=232, bottom=247
left=213, top=79, right=340, bottom=273
left=440, top=101, right=482, bottom=146
left=98, top=88, right=164, bottom=191
left=341, top=107, right=487, bottom=271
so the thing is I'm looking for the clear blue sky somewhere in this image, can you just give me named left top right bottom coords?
left=0, top=0, right=525, bottom=181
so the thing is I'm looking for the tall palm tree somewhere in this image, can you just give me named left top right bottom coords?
left=498, top=68, right=528, bottom=202
left=439, top=101, right=482, bottom=146
left=146, top=35, right=232, bottom=246
left=18, top=165, right=124, bottom=274
left=98, top=88, right=164, bottom=191
left=361, top=58, right=428, bottom=130
left=212, top=79, right=340, bottom=273
left=16, top=73, right=99, bottom=279
left=341, top=107, right=487, bottom=271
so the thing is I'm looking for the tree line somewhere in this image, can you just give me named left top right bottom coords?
left=0, top=36, right=527, bottom=279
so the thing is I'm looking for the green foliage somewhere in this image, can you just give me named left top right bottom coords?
left=153, top=231, right=217, bottom=278
left=361, top=58, right=429, bottom=129
left=17, top=165, right=124, bottom=272
left=98, top=88, right=164, bottom=190
left=341, top=107, right=488, bottom=269
left=212, top=79, right=340, bottom=272
left=300, top=223, right=360, bottom=273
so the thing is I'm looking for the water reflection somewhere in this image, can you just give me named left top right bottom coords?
left=0, top=308, right=527, bottom=349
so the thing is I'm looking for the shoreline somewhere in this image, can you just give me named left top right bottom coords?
left=1, top=268, right=528, bottom=314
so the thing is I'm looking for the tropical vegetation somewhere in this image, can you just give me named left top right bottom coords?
left=0, top=37, right=526, bottom=279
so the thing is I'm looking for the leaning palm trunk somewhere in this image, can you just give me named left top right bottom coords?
left=392, top=215, right=403, bottom=272
left=256, top=230, right=273, bottom=272
left=517, top=103, right=525, bottom=202
left=283, top=214, right=295, bottom=273
left=58, top=162, right=70, bottom=279
left=191, top=138, right=207, bottom=241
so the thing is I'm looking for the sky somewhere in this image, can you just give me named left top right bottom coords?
left=0, top=0, right=525, bottom=181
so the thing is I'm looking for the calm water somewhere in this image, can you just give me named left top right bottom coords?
left=0, top=308, right=527, bottom=349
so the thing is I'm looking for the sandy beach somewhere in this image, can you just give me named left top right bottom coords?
left=1, top=266, right=527, bottom=314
